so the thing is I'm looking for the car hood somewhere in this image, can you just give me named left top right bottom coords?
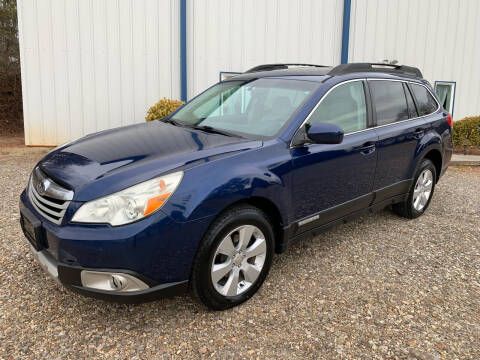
left=39, top=121, right=261, bottom=201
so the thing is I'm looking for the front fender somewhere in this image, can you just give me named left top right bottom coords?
left=160, top=141, right=292, bottom=226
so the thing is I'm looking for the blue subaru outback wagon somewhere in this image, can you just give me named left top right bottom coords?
left=20, top=63, right=453, bottom=309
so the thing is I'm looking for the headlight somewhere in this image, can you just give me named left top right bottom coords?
left=72, top=171, right=183, bottom=226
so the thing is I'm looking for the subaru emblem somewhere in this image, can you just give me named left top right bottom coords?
left=38, top=179, right=49, bottom=196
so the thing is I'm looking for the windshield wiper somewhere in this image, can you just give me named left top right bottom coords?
left=162, top=118, right=183, bottom=126
left=163, top=118, right=243, bottom=138
left=190, top=125, right=242, bottom=138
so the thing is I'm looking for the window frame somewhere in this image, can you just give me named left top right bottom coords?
left=433, top=81, right=456, bottom=117
left=290, top=78, right=440, bottom=147
left=290, top=79, right=373, bottom=146
left=367, top=79, right=440, bottom=128
left=367, top=79, right=410, bottom=126
left=305, top=79, right=371, bottom=134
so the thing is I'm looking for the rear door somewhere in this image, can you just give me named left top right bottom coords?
left=290, top=80, right=378, bottom=234
left=369, top=80, right=432, bottom=203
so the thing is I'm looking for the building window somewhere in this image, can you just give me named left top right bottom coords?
left=434, top=81, right=456, bottom=116
left=219, top=71, right=241, bottom=81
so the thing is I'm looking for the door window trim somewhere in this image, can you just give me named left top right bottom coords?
left=290, top=79, right=369, bottom=147
left=290, top=78, right=440, bottom=147
left=367, top=78, right=440, bottom=121
left=367, top=79, right=410, bottom=127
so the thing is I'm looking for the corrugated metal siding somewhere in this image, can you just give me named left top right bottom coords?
left=349, top=0, right=480, bottom=120
left=18, top=0, right=180, bottom=146
left=187, top=0, right=344, bottom=98
left=18, top=0, right=479, bottom=145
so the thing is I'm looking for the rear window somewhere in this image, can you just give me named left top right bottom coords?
left=410, top=84, right=438, bottom=116
left=369, top=80, right=409, bottom=126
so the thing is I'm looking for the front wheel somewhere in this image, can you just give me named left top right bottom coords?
left=393, top=159, right=436, bottom=219
left=190, top=205, right=275, bottom=310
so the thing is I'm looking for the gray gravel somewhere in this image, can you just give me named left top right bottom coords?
left=1, top=145, right=479, bottom=359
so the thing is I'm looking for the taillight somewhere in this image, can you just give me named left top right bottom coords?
left=446, top=113, right=453, bottom=127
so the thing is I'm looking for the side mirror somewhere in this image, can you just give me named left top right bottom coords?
left=306, top=123, right=344, bottom=144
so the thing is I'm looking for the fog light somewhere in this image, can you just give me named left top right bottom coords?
left=80, top=270, right=149, bottom=292
left=110, top=274, right=128, bottom=290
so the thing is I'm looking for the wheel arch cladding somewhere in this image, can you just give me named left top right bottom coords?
left=423, top=149, right=442, bottom=182
left=414, top=131, right=442, bottom=182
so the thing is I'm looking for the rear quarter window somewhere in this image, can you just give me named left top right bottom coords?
left=410, top=84, right=438, bottom=116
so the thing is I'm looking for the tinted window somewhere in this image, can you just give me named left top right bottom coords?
left=411, top=84, right=438, bottom=116
left=307, top=81, right=367, bottom=134
left=369, top=80, right=409, bottom=126
left=404, top=83, right=418, bottom=118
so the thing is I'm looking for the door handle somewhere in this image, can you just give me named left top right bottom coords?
left=413, top=129, right=425, bottom=139
left=360, top=142, right=376, bottom=155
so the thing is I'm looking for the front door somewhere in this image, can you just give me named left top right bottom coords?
left=290, top=80, right=378, bottom=235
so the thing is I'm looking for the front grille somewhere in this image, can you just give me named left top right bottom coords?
left=28, top=167, right=73, bottom=225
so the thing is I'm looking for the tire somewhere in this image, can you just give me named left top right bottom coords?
left=190, top=205, right=275, bottom=310
left=393, top=159, right=436, bottom=219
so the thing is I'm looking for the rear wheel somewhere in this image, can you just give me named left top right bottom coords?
left=191, top=205, right=274, bottom=310
left=393, top=159, right=436, bottom=219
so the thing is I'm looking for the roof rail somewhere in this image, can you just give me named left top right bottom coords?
left=328, top=63, right=423, bottom=78
left=245, top=63, right=329, bottom=73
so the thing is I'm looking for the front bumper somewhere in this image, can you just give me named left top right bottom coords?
left=19, top=190, right=211, bottom=303
left=25, top=241, right=187, bottom=303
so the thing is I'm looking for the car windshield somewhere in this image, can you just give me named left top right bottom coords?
left=170, top=78, right=318, bottom=138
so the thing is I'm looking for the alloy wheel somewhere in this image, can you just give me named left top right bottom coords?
left=211, top=225, right=267, bottom=297
left=413, top=169, right=433, bottom=211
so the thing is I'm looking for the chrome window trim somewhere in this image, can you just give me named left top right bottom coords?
left=367, top=77, right=441, bottom=115
left=290, top=79, right=365, bottom=147
left=290, top=77, right=441, bottom=147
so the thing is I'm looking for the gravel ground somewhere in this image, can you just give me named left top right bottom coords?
left=1, top=145, right=479, bottom=360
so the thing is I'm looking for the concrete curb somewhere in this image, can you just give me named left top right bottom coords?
left=450, top=161, right=480, bottom=166
left=450, top=154, right=480, bottom=166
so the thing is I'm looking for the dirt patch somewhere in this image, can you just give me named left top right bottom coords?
left=0, top=133, right=25, bottom=149
left=0, top=150, right=479, bottom=359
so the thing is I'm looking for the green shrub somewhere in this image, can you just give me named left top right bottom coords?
left=452, top=116, right=480, bottom=147
left=145, top=98, right=184, bottom=121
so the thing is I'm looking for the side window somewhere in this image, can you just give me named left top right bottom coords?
left=369, top=80, right=409, bottom=126
left=307, top=81, right=367, bottom=134
left=410, top=84, right=438, bottom=116
left=403, top=83, right=418, bottom=118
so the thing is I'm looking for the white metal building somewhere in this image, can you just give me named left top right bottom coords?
left=17, top=0, right=480, bottom=145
